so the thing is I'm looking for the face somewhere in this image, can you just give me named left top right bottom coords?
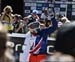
left=28, top=22, right=45, bottom=33
left=28, top=28, right=34, bottom=33
left=6, top=9, right=11, bottom=14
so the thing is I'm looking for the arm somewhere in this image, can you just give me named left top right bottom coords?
left=21, top=36, right=32, bottom=62
left=1, top=13, right=5, bottom=21
left=15, top=25, right=22, bottom=33
left=15, top=23, right=23, bottom=33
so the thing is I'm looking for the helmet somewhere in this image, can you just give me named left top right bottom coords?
left=27, top=22, right=39, bottom=29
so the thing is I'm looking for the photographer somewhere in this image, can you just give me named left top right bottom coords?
left=13, top=14, right=24, bottom=33
left=1, top=5, right=14, bottom=33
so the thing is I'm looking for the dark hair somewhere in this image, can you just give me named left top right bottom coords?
left=14, top=14, right=22, bottom=19
left=55, top=22, right=75, bottom=57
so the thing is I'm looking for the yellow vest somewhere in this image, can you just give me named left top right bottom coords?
left=2, top=14, right=14, bottom=30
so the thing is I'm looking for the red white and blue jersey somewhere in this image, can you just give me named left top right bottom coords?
left=30, top=17, right=58, bottom=54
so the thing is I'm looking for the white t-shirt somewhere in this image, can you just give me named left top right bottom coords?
left=20, top=31, right=37, bottom=62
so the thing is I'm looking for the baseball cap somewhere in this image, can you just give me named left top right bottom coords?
left=32, top=10, right=38, bottom=14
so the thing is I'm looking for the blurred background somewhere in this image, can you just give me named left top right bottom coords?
left=0, top=0, right=75, bottom=20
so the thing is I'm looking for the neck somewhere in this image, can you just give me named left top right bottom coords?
left=31, top=32, right=37, bottom=36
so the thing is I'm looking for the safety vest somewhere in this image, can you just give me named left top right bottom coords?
left=2, top=14, right=14, bottom=31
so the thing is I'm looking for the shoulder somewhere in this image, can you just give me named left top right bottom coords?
left=25, top=31, right=31, bottom=37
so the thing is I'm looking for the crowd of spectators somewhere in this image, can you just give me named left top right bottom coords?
left=0, top=5, right=69, bottom=34
left=0, top=5, right=70, bottom=34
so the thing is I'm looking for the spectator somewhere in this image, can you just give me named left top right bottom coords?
left=56, top=14, right=70, bottom=27
left=60, top=17, right=70, bottom=24
left=41, top=8, right=51, bottom=21
left=1, top=5, right=13, bottom=22
left=0, top=23, right=15, bottom=62
left=1, top=5, right=14, bottom=33
left=13, top=14, right=24, bottom=33
left=45, top=21, right=75, bottom=62
left=24, top=10, right=39, bottom=25
left=22, top=17, right=29, bottom=33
